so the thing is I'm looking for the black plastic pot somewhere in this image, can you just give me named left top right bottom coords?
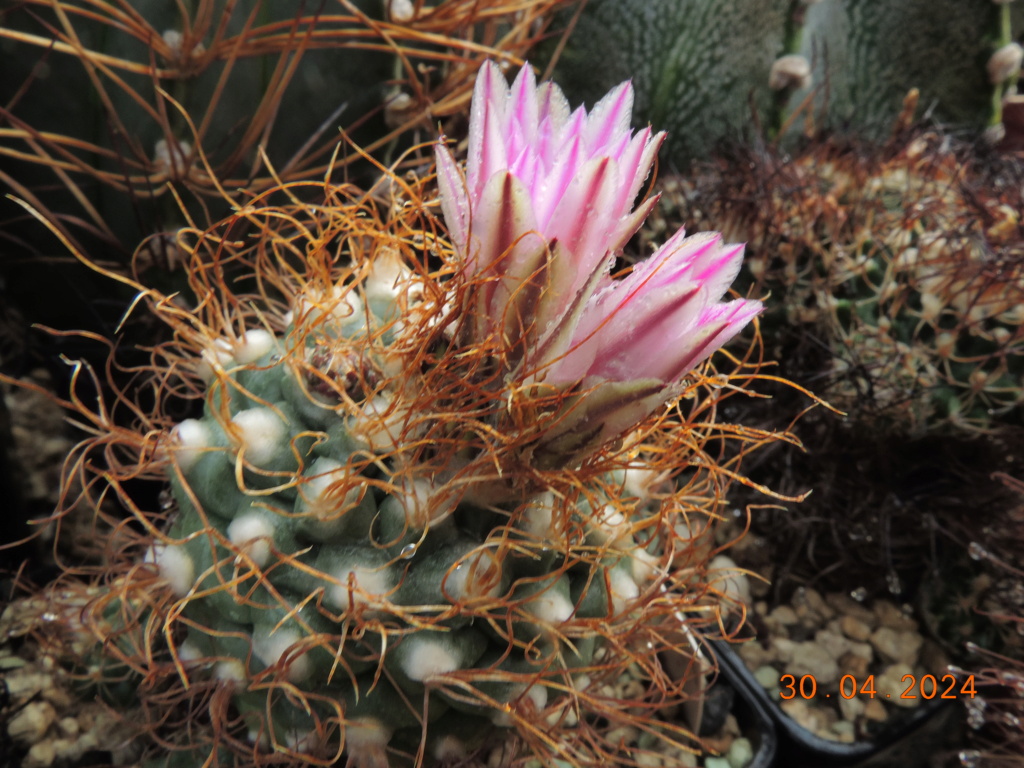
left=723, top=671, right=778, bottom=768
left=706, top=637, right=958, bottom=768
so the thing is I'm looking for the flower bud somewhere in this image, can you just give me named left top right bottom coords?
left=386, top=0, right=415, bottom=22
left=988, top=43, right=1023, bottom=84
left=769, top=55, right=812, bottom=91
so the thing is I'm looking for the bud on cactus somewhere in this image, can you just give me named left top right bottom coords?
left=988, top=42, right=1024, bottom=83
left=769, top=55, right=813, bottom=92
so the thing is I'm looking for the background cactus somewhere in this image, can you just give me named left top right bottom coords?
left=546, top=0, right=1024, bottom=166
left=652, top=131, right=1024, bottom=435
left=25, top=157, right=776, bottom=767
left=0, top=0, right=576, bottom=376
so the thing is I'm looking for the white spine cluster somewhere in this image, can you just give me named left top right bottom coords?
left=226, top=513, right=275, bottom=567
left=527, top=587, right=573, bottom=626
left=172, top=418, right=211, bottom=472
left=328, top=563, right=393, bottom=612
left=144, top=544, right=195, bottom=598
left=400, top=637, right=460, bottom=683
left=232, top=329, right=277, bottom=365
left=231, top=407, right=287, bottom=467
left=196, top=337, right=235, bottom=383
left=252, top=627, right=311, bottom=683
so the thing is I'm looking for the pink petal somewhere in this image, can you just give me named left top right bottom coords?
left=507, top=65, right=539, bottom=152
left=661, top=299, right=763, bottom=380
left=533, top=130, right=585, bottom=229
left=583, top=81, right=634, bottom=154
left=622, top=130, right=666, bottom=211
left=608, top=128, right=663, bottom=218
left=467, top=62, right=510, bottom=197
left=528, top=247, right=614, bottom=375
left=620, top=231, right=718, bottom=295
left=690, top=242, right=747, bottom=299
left=606, top=193, right=661, bottom=255
left=434, top=142, right=470, bottom=255
left=462, top=170, right=546, bottom=340
left=543, top=156, right=620, bottom=280
left=536, top=81, right=570, bottom=166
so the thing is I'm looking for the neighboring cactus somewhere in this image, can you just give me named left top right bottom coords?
left=24, top=64, right=777, bottom=767
left=546, top=0, right=1021, bottom=166
left=957, top=472, right=1024, bottom=765
left=546, top=0, right=791, bottom=164
left=0, top=0, right=386, bottom=255
left=656, top=130, right=1024, bottom=434
left=0, top=0, right=577, bottom=354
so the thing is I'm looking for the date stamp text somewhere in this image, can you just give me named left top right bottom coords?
left=779, top=673, right=977, bottom=700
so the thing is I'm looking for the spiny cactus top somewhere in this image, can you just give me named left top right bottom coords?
left=74, top=62, right=762, bottom=768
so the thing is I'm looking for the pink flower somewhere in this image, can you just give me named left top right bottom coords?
left=435, top=62, right=761, bottom=460
left=435, top=61, right=662, bottom=347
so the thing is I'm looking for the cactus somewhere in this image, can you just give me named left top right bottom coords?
left=545, top=0, right=792, bottom=164
left=0, top=0, right=577, bottom=360
left=21, top=63, right=781, bottom=768
left=546, top=0, right=1022, bottom=166
left=658, top=130, right=1024, bottom=434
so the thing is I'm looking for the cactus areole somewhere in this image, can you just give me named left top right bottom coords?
left=136, top=62, right=761, bottom=767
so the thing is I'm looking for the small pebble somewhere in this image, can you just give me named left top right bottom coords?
left=721, top=715, right=741, bottom=739
left=754, top=665, right=781, bottom=690
left=826, top=593, right=876, bottom=626
left=814, top=629, right=851, bottom=661
left=839, top=615, right=873, bottom=642
left=838, top=651, right=870, bottom=678
left=838, top=693, right=865, bottom=722
left=771, top=637, right=797, bottom=663
left=863, top=698, right=888, bottom=721
left=877, top=663, right=920, bottom=709
left=23, top=741, right=55, bottom=768
left=784, top=642, right=839, bottom=687
left=8, top=700, right=56, bottom=744
left=737, top=640, right=770, bottom=669
left=727, top=737, right=754, bottom=768
left=767, top=605, right=798, bottom=626
left=57, top=717, right=79, bottom=738
left=704, top=758, right=732, bottom=768
left=873, top=600, right=917, bottom=631
left=846, top=640, right=873, bottom=661
left=830, top=720, right=856, bottom=744
left=870, top=627, right=922, bottom=665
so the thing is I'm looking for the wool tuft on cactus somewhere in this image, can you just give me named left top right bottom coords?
left=29, top=62, right=771, bottom=768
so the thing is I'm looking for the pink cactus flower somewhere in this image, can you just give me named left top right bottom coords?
left=435, top=62, right=761, bottom=459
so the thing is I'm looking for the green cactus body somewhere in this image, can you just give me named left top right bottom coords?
left=672, top=134, right=1024, bottom=433
left=111, top=195, right=707, bottom=768
left=549, top=0, right=790, bottom=164
left=799, top=0, right=1001, bottom=140
left=549, top=0, right=1015, bottom=166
